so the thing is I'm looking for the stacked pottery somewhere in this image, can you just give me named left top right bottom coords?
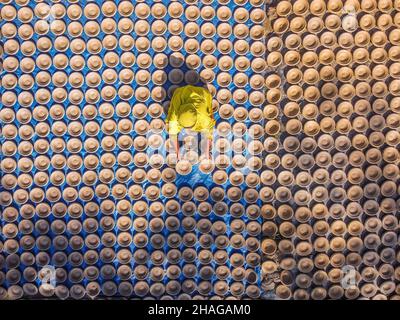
left=264, top=0, right=400, bottom=300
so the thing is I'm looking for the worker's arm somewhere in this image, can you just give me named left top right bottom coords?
left=197, top=91, right=215, bottom=160
left=200, top=124, right=214, bottom=160
left=206, top=138, right=212, bottom=160
left=170, top=134, right=180, bottom=160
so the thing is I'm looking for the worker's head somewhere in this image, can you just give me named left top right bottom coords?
left=178, top=103, right=197, bottom=129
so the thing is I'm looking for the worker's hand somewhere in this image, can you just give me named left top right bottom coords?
left=206, top=138, right=212, bottom=160
left=199, top=154, right=212, bottom=162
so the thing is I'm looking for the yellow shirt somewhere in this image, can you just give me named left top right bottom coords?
left=166, top=85, right=215, bottom=139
